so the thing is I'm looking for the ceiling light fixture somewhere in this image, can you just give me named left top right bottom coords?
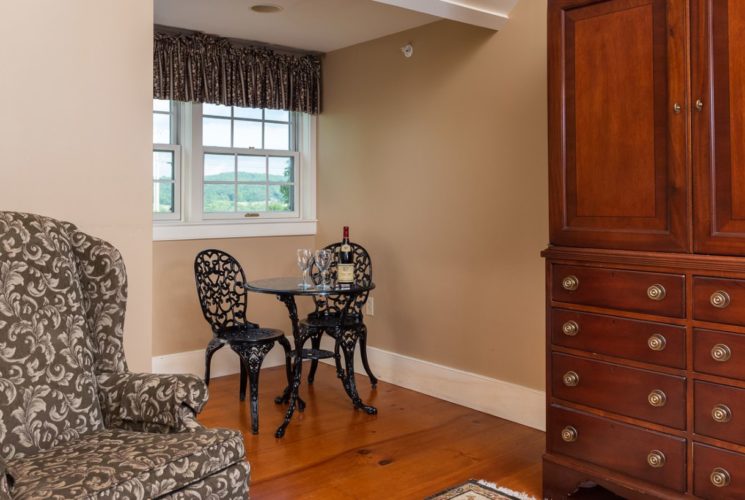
left=250, top=4, right=283, bottom=13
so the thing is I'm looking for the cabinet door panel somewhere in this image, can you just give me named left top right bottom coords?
left=693, top=0, right=745, bottom=255
left=549, top=0, right=688, bottom=251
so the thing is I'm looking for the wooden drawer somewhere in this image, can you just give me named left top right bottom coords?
left=548, top=405, right=686, bottom=492
left=551, top=265, right=685, bottom=317
left=694, top=328, right=745, bottom=381
left=552, top=353, right=685, bottom=429
left=694, top=443, right=745, bottom=499
left=694, top=381, right=745, bottom=447
left=552, top=309, right=685, bottom=369
left=694, top=276, right=745, bottom=326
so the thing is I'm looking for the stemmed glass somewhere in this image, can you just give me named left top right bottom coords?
left=315, top=249, right=332, bottom=290
left=296, top=249, right=312, bottom=289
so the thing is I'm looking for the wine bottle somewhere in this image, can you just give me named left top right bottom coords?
left=337, top=226, right=354, bottom=285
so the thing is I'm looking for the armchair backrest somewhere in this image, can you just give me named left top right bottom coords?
left=0, top=212, right=128, bottom=460
left=311, top=242, right=372, bottom=319
left=194, top=249, right=250, bottom=332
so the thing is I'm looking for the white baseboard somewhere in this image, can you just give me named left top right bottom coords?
left=152, top=339, right=546, bottom=431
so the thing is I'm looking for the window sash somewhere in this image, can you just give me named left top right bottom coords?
left=152, top=144, right=181, bottom=220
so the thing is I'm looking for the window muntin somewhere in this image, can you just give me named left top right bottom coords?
left=152, top=100, right=180, bottom=219
left=201, top=104, right=297, bottom=217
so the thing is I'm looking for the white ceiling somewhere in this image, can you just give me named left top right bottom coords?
left=154, top=0, right=519, bottom=53
left=154, top=0, right=438, bottom=53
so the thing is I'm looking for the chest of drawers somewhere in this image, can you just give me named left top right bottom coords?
left=543, top=249, right=745, bottom=498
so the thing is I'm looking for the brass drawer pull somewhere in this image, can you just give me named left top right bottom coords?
left=647, top=450, right=666, bottom=468
left=710, top=290, right=731, bottom=309
left=712, top=404, right=732, bottom=423
left=561, top=275, right=579, bottom=291
left=647, top=334, right=667, bottom=352
left=711, top=467, right=731, bottom=488
left=711, top=344, right=732, bottom=362
left=562, top=321, right=579, bottom=336
left=647, top=284, right=666, bottom=301
left=562, top=371, right=580, bottom=387
left=648, top=389, right=667, bottom=408
left=561, top=426, right=578, bottom=443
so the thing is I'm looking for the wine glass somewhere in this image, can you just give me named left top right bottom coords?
left=315, top=249, right=332, bottom=290
left=296, top=249, right=312, bottom=288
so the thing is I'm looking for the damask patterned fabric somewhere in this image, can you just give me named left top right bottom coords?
left=97, top=372, right=208, bottom=430
left=0, top=212, right=250, bottom=499
left=5, top=428, right=246, bottom=499
left=162, top=462, right=249, bottom=500
left=153, top=30, right=322, bottom=114
left=0, top=212, right=104, bottom=460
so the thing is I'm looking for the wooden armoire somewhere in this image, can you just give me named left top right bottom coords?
left=543, top=0, right=745, bottom=497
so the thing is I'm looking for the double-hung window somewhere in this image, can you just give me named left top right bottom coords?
left=152, top=100, right=316, bottom=240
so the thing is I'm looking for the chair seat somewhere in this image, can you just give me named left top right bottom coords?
left=301, top=314, right=364, bottom=330
left=219, top=325, right=285, bottom=343
left=6, top=428, right=246, bottom=499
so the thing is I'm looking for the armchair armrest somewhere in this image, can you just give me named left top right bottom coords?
left=0, top=460, right=13, bottom=500
left=98, top=372, right=209, bottom=432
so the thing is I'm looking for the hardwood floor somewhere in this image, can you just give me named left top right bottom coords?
left=198, top=363, right=544, bottom=499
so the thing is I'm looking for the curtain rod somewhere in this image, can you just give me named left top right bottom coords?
left=154, top=24, right=324, bottom=57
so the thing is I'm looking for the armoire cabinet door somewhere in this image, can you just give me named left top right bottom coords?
left=693, top=0, right=745, bottom=255
left=548, top=0, right=689, bottom=252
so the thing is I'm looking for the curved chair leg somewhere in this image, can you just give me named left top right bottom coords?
left=239, top=358, right=248, bottom=402
left=307, top=330, right=323, bottom=384
left=359, top=326, right=378, bottom=388
left=205, top=338, right=225, bottom=386
left=338, top=328, right=377, bottom=415
left=230, top=341, right=274, bottom=434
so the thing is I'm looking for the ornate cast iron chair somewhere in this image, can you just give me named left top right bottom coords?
left=0, top=212, right=249, bottom=499
left=194, top=249, right=292, bottom=434
left=304, top=242, right=378, bottom=389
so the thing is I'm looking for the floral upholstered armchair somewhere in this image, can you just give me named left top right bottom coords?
left=0, top=212, right=249, bottom=499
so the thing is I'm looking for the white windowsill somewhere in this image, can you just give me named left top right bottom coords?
left=153, top=220, right=317, bottom=241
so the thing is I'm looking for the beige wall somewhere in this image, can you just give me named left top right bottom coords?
left=0, top=1, right=154, bottom=371
left=152, top=236, right=315, bottom=356
left=319, top=2, right=548, bottom=389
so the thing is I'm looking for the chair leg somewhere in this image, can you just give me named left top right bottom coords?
left=247, top=359, right=262, bottom=435
left=359, top=327, right=378, bottom=388
left=229, top=341, right=275, bottom=434
left=205, top=338, right=225, bottom=386
left=307, top=330, right=322, bottom=384
left=239, top=358, right=248, bottom=402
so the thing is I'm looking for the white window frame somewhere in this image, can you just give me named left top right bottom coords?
left=153, top=102, right=317, bottom=241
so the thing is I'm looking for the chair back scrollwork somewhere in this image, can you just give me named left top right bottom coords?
left=194, top=249, right=251, bottom=332
left=311, top=242, right=372, bottom=319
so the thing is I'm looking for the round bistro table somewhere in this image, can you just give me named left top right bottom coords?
left=245, top=277, right=377, bottom=438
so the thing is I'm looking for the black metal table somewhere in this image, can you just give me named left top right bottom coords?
left=245, top=277, right=377, bottom=438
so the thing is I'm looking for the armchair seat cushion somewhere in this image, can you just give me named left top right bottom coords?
left=6, top=427, right=247, bottom=499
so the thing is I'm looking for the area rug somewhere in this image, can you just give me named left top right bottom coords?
left=426, top=479, right=537, bottom=500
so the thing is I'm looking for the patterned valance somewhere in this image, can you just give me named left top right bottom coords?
left=154, top=30, right=322, bottom=114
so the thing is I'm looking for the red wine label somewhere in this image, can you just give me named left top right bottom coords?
left=337, top=263, right=354, bottom=283
left=341, top=244, right=351, bottom=252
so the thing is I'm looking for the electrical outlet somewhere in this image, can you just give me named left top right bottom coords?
left=365, top=297, right=374, bottom=316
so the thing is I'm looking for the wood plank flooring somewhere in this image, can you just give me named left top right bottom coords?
left=198, top=363, right=544, bottom=499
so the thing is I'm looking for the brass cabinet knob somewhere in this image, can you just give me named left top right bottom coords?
left=711, top=468, right=731, bottom=488
left=673, top=103, right=682, bottom=114
left=647, top=450, right=666, bottom=468
left=562, top=371, right=580, bottom=387
left=710, top=290, right=731, bottom=309
left=562, top=321, right=579, bottom=336
left=647, top=284, right=666, bottom=301
left=712, top=404, right=733, bottom=423
left=647, top=334, right=667, bottom=352
left=648, top=389, right=667, bottom=408
left=711, top=344, right=732, bottom=362
left=561, top=275, right=579, bottom=291
left=696, top=99, right=705, bottom=112
left=561, top=426, right=578, bottom=443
